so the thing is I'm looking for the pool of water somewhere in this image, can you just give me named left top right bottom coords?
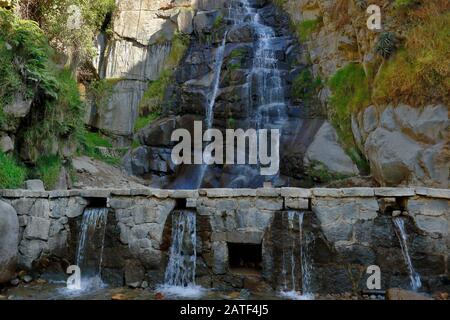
left=1, top=281, right=381, bottom=300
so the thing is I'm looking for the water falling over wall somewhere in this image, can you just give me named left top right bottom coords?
left=393, top=217, right=422, bottom=291
left=164, top=210, right=198, bottom=287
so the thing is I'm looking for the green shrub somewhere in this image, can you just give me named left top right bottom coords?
left=19, top=0, right=116, bottom=65
left=375, top=32, right=398, bottom=59
left=35, top=155, right=62, bottom=189
left=0, top=8, right=58, bottom=104
left=1, top=10, right=85, bottom=163
left=20, top=68, right=84, bottom=162
left=0, top=151, right=26, bottom=189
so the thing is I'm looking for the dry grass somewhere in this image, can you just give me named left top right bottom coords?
left=373, top=8, right=450, bottom=106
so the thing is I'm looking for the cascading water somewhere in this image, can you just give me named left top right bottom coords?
left=393, top=217, right=422, bottom=291
left=279, top=211, right=314, bottom=300
left=171, top=34, right=228, bottom=189
left=63, top=207, right=108, bottom=294
left=196, top=35, right=228, bottom=187
left=158, top=210, right=204, bottom=298
left=222, top=0, right=289, bottom=186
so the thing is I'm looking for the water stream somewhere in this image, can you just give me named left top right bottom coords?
left=63, top=207, right=108, bottom=295
left=158, top=210, right=204, bottom=298
left=393, top=217, right=422, bottom=291
left=279, top=211, right=314, bottom=300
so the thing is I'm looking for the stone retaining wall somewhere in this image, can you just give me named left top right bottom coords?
left=0, top=187, right=448, bottom=292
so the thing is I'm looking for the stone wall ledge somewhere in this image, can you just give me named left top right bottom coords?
left=0, top=187, right=449, bottom=200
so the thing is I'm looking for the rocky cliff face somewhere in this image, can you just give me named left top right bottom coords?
left=120, top=0, right=358, bottom=188
left=278, top=0, right=449, bottom=188
left=85, top=0, right=194, bottom=144
left=83, top=0, right=448, bottom=188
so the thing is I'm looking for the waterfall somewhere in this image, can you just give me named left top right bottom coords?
left=196, top=35, right=228, bottom=187
left=205, top=35, right=227, bottom=129
left=393, top=217, right=422, bottom=291
left=63, top=207, right=108, bottom=294
left=279, top=211, right=314, bottom=300
left=171, top=34, right=228, bottom=189
left=298, top=213, right=313, bottom=296
left=158, top=210, right=204, bottom=298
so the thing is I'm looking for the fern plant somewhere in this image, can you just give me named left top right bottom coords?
left=375, top=32, right=397, bottom=59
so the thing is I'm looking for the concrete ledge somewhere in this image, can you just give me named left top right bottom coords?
left=1, top=187, right=449, bottom=200
left=415, top=187, right=450, bottom=199
left=374, top=188, right=415, bottom=197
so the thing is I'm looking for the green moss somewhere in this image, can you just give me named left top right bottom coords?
left=134, top=112, right=160, bottom=132
left=292, top=18, right=321, bottom=42
left=83, top=131, right=112, bottom=148
left=305, top=161, right=349, bottom=184
left=77, top=129, right=120, bottom=165
left=0, top=151, right=26, bottom=189
left=291, top=69, right=322, bottom=103
left=137, top=33, right=190, bottom=130
left=328, top=63, right=370, bottom=146
left=328, top=63, right=370, bottom=168
left=212, top=14, right=224, bottom=30
left=166, top=33, right=190, bottom=69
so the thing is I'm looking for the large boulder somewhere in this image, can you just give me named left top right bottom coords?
left=364, top=128, right=423, bottom=186
left=178, top=8, right=194, bottom=34
left=353, top=104, right=449, bottom=187
left=304, top=121, right=359, bottom=176
left=0, top=135, right=14, bottom=153
left=0, top=200, right=19, bottom=283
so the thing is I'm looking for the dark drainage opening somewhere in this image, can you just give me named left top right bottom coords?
left=175, top=198, right=187, bottom=210
left=228, top=243, right=262, bottom=274
left=86, top=197, right=108, bottom=208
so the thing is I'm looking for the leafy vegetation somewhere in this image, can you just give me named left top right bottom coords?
left=0, top=151, right=26, bottom=189
left=305, top=161, right=349, bottom=184
left=328, top=63, right=371, bottom=171
left=291, top=69, right=322, bottom=104
left=292, top=18, right=321, bottom=42
left=20, top=68, right=84, bottom=162
left=18, top=0, right=116, bottom=67
left=0, top=8, right=58, bottom=108
left=1, top=9, right=84, bottom=164
left=77, top=129, right=121, bottom=165
left=375, top=32, right=397, bottom=59
left=34, top=155, right=62, bottom=189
